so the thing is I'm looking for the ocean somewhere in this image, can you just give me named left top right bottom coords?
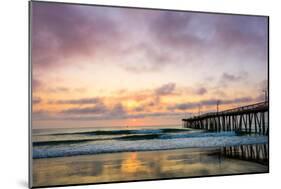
left=32, top=125, right=267, bottom=159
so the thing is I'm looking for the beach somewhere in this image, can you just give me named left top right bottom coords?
left=33, top=147, right=268, bottom=187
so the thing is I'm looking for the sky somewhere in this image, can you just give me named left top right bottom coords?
left=31, top=2, right=268, bottom=129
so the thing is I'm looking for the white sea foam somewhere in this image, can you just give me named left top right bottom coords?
left=33, top=134, right=268, bottom=158
left=130, top=129, right=163, bottom=134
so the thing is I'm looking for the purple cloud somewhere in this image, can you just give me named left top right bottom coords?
left=50, top=97, right=102, bottom=105
left=169, top=97, right=254, bottom=111
left=32, top=78, right=43, bottom=92
left=32, top=97, right=42, bottom=104
left=195, top=87, right=207, bottom=95
left=147, top=12, right=268, bottom=70
left=32, top=2, right=123, bottom=71
left=221, top=73, right=244, bottom=82
left=63, top=103, right=108, bottom=115
left=110, top=103, right=126, bottom=116
left=32, top=2, right=268, bottom=75
left=155, top=83, right=176, bottom=95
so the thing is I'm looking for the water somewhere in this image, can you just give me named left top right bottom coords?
left=33, top=146, right=268, bottom=187
left=32, top=125, right=269, bottom=187
left=32, top=125, right=268, bottom=159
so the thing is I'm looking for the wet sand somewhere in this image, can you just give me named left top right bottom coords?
left=33, top=147, right=268, bottom=187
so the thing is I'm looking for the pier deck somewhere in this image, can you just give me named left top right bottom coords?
left=182, top=101, right=269, bottom=135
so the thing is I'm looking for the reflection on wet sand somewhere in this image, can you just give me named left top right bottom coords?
left=33, top=145, right=268, bottom=187
left=222, top=144, right=269, bottom=165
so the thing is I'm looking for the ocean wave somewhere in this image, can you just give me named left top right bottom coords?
left=32, top=131, right=249, bottom=146
left=159, top=131, right=237, bottom=139
left=33, top=135, right=268, bottom=159
left=33, top=139, right=103, bottom=146
left=39, top=128, right=191, bottom=137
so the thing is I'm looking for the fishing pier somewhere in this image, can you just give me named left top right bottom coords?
left=182, top=101, right=269, bottom=135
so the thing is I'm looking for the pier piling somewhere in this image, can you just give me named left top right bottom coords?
left=182, top=101, right=269, bottom=135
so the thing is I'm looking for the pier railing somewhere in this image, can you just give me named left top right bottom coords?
left=182, top=101, right=269, bottom=135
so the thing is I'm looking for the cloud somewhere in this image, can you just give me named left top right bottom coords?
left=34, top=85, right=88, bottom=94
left=169, top=97, right=254, bottom=111
left=147, top=12, right=268, bottom=70
left=32, top=2, right=123, bottom=71
left=221, top=73, right=243, bottom=82
left=200, top=99, right=220, bottom=106
left=34, top=110, right=183, bottom=121
left=63, top=103, right=108, bottom=114
left=212, top=89, right=226, bottom=97
left=110, top=103, right=126, bottom=116
left=32, top=97, right=42, bottom=104
left=121, top=43, right=176, bottom=73
left=195, top=87, right=207, bottom=95
left=32, top=110, right=52, bottom=120
left=222, top=97, right=253, bottom=104
left=50, top=97, right=102, bottom=105
left=61, top=102, right=126, bottom=118
left=33, top=96, right=255, bottom=121
left=74, top=88, right=87, bottom=93
left=214, top=15, right=268, bottom=58
left=168, top=103, right=198, bottom=111
left=258, top=79, right=268, bottom=91
left=255, top=94, right=266, bottom=102
left=150, top=12, right=199, bottom=50
left=32, top=2, right=267, bottom=76
left=133, top=106, right=145, bottom=112
left=155, top=83, right=176, bottom=95
left=31, top=4, right=267, bottom=125
left=118, top=112, right=183, bottom=120
left=219, top=72, right=249, bottom=88
left=255, top=79, right=268, bottom=102
left=32, top=78, right=43, bottom=92
left=47, top=87, right=70, bottom=93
